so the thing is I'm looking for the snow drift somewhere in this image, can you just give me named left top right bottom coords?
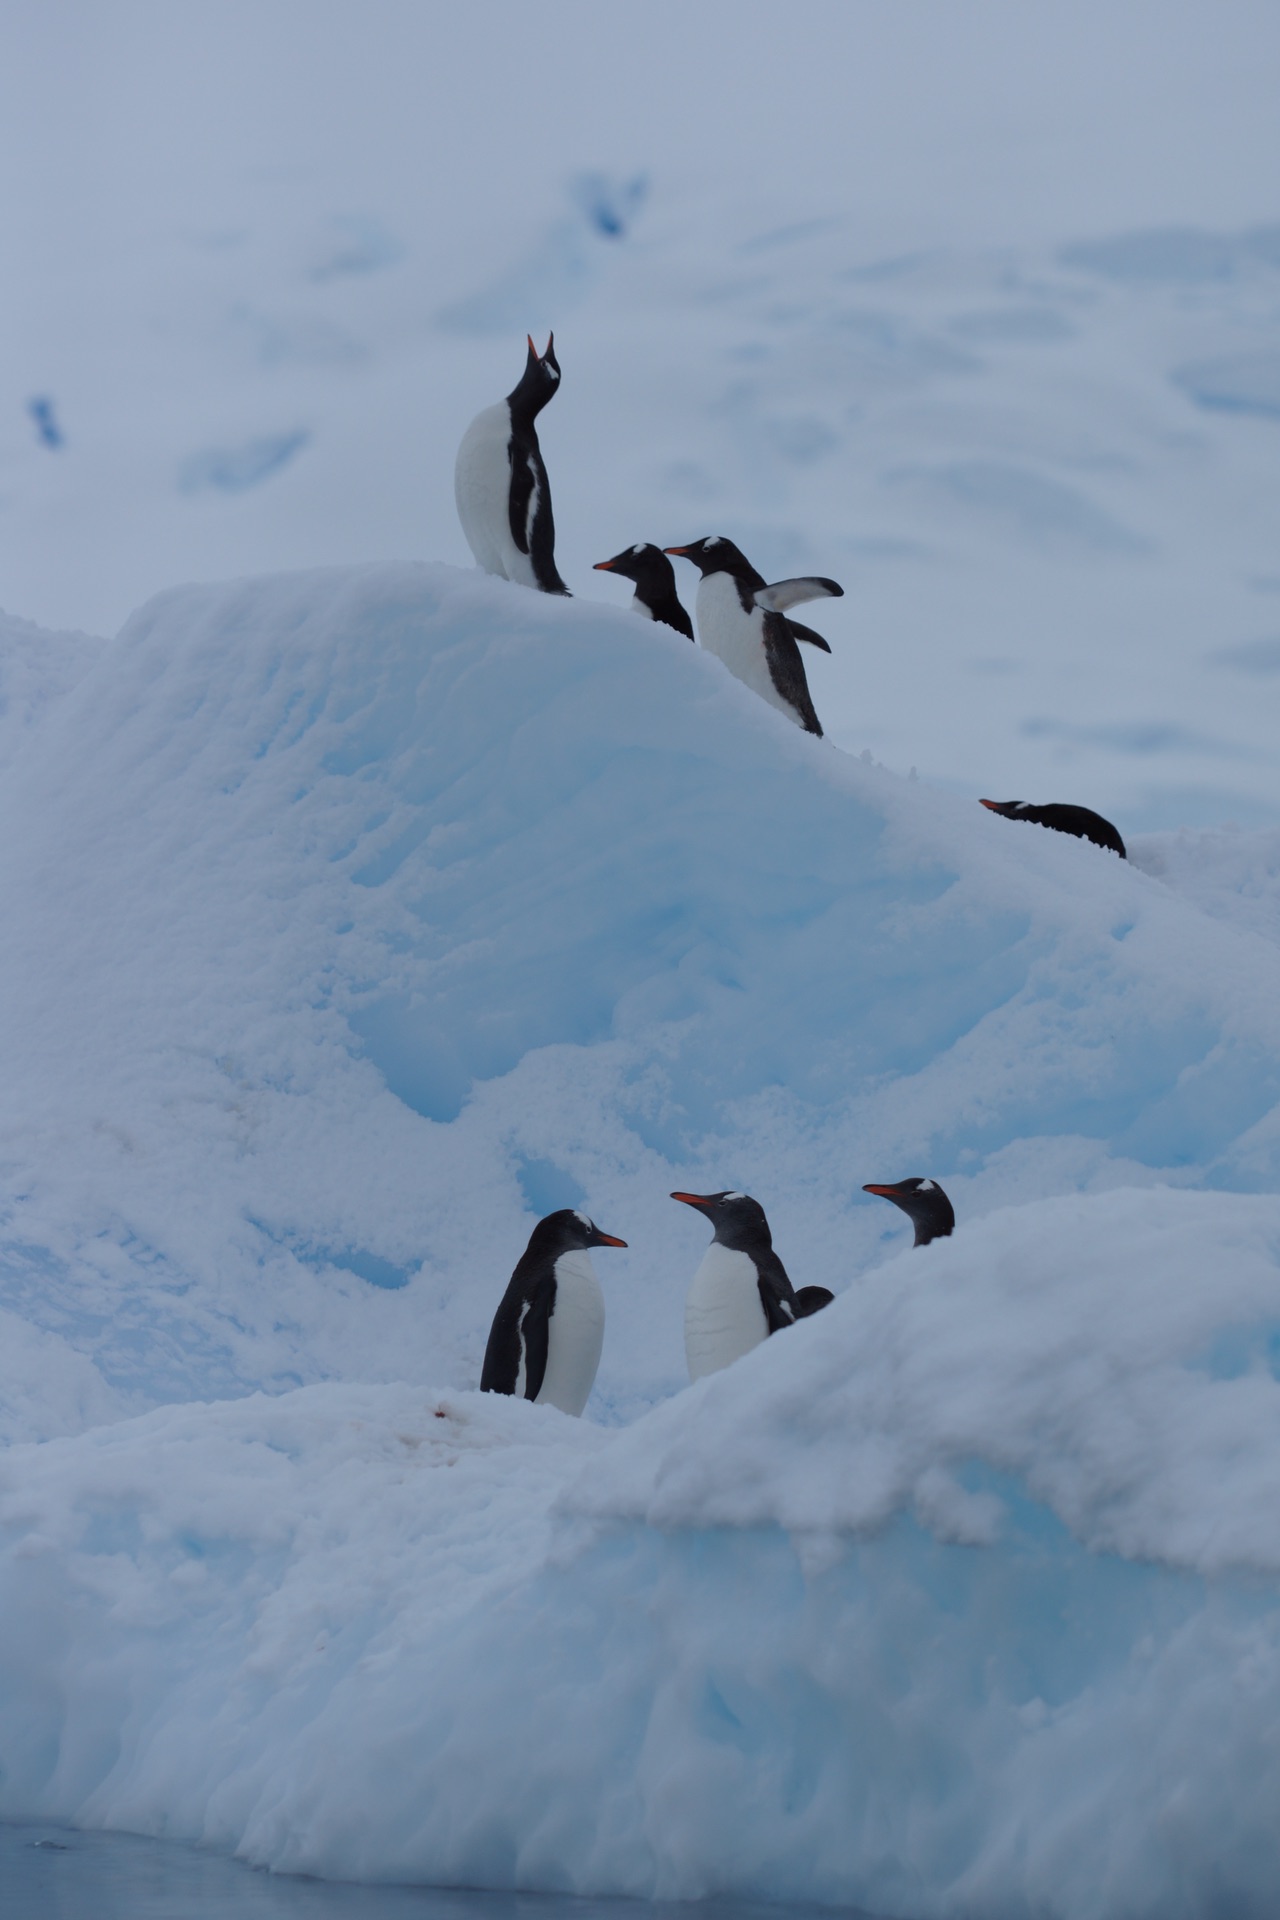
left=2, top=565, right=1280, bottom=1916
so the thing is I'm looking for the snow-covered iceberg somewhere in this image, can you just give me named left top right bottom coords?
left=2, top=566, right=1280, bottom=1916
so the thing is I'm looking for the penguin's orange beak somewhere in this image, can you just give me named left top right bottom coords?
left=862, top=1184, right=900, bottom=1198
left=978, top=799, right=1002, bottom=813
left=593, top=558, right=617, bottom=572
left=663, top=545, right=693, bottom=557
left=594, top=1231, right=628, bottom=1248
left=527, top=333, right=537, bottom=355
left=671, top=1191, right=714, bottom=1212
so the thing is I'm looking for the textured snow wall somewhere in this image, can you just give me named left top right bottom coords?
left=2, top=566, right=1280, bottom=1915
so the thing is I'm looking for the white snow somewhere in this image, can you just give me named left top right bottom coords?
left=0, top=566, right=1279, bottom=1914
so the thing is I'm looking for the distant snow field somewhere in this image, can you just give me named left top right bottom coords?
left=4, top=170, right=1280, bottom=831
left=1, top=566, right=1280, bottom=1915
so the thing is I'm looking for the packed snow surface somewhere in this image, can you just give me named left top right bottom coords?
left=1, top=568, right=1280, bottom=1916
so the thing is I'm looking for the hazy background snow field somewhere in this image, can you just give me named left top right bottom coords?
left=2, top=5, right=1280, bottom=1917
left=4, top=1, right=1280, bottom=828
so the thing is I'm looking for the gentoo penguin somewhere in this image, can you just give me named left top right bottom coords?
left=454, top=334, right=570, bottom=594
left=480, top=1208, right=627, bottom=1416
left=672, top=1189, right=829, bottom=1382
left=979, top=799, right=1126, bottom=859
left=665, top=537, right=842, bottom=735
left=863, top=1179, right=956, bottom=1247
left=593, top=545, right=695, bottom=639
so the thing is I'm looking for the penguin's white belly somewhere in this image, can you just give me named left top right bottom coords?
left=685, top=1243, right=769, bottom=1381
left=631, top=593, right=654, bottom=620
left=535, top=1249, right=605, bottom=1417
left=695, top=575, right=798, bottom=725
left=454, top=404, right=539, bottom=588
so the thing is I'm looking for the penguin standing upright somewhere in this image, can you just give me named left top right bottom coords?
left=481, top=1209, right=627, bottom=1416
left=454, top=334, right=570, bottom=594
left=863, top=1179, right=955, bottom=1246
left=593, top=544, right=694, bottom=639
left=672, top=1189, right=828, bottom=1382
left=665, top=537, right=842, bottom=735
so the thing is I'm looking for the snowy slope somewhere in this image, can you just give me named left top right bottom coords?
left=2, top=569, right=1280, bottom=1913
left=2, top=562, right=1280, bottom=1429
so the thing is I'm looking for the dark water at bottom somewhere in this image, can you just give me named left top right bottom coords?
left=0, top=1824, right=876, bottom=1920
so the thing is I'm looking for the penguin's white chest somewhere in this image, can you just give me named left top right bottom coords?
left=684, top=1242, right=768, bottom=1382
left=454, top=403, right=539, bottom=588
left=535, top=1249, right=605, bottom=1417
left=695, top=574, right=796, bottom=724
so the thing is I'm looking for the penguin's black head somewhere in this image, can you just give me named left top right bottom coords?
left=671, top=1189, right=772, bottom=1253
left=594, top=543, right=678, bottom=599
left=507, top=332, right=562, bottom=418
left=528, top=1207, right=627, bottom=1259
left=863, top=1179, right=955, bottom=1248
left=663, top=536, right=752, bottom=579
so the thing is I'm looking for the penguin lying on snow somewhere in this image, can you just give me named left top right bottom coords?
left=665, top=537, right=842, bottom=736
left=593, top=544, right=694, bottom=639
left=481, top=1209, right=627, bottom=1416
left=455, top=334, right=570, bottom=595
left=672, top=1190, right=831, bottom=1382
left=863, top=1179, right=955, bottom=1246
left=979, top=799, right=1126, bottom=859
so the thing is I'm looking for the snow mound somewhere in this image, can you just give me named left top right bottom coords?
left=2, top=565, right=1280, bottom=1912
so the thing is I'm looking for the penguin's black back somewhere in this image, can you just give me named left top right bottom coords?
left=506, top=336, right=570, bottom=596
left=981, top=799, right=1126, bottom=859
left=481, top=1210, right=580, bottom=1400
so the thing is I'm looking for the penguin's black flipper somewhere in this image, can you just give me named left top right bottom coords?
left=755, top=1248, right=800, bottom=1334
left=517, top=445, right=571, bottom=595
left=481, top=1271, right=531, bottom=1396
left=517, top=1276, right=554, bottom=1402
left=480, top=1287, right=519, bottom=1395
left=755, top=577, right=844, bottom=614
left=507, top=443, right=537, bottom=555
left=787, top=620, right=832, bottom=653
left=793, top=1286, right=834, bottom=1316
left=761, top=610, right=823, bottom=737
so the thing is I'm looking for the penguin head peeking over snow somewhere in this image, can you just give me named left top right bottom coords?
left=593, top=544, right=696, bottom=640
left=670, top=1189, right=773, bottom=1252
left=507, top=332, right=561, bottom=420
left=863, top=1179, right=955, bottom=1248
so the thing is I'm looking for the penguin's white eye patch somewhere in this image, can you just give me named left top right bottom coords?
left=573, top=1209, right=592, bottom=1229
left=723, top=1191, right=745, bottom=1202
left=921, top=1180, right=936, bottom=1191
left=632, top=544, right=645, bottom=555
left=545, top=365, right=560, bottom=380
